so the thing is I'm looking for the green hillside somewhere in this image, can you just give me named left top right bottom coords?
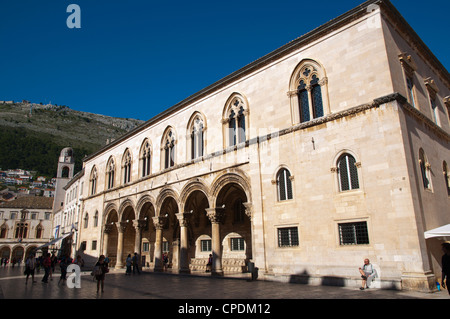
left=0, top=102, right=144, bottom=176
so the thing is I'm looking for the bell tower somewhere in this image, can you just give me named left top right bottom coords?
left=53, top=147, right=75, bottom=213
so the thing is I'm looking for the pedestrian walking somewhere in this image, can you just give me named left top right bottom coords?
left=51, top=253, right=57, bottom=274
left=58, top=255, right=70, bottom=285
left=75, top=255, right=85, bottom=269
left=132, top=252, right=140, bottom=274
left=24, top=254, right=37, bottom=284
left=126, top=254, right=132, bottom=275
left=41, top=253, right=51, bottom=283
left=206, top=254, right=212, bottom=272
left=93, top=255, right=109, bottom=293
left=441, top=242, right=450, bottom=295
left=163, top=253, right=169, bottom=271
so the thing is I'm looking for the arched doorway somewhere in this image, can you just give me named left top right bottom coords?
left=0, top=246, right=11, bottom=263
left=184, top=190, right=211, bottom=272
left=138, top=201, right=155, bottom=268
left=159, top=196, right=179, bottom=269
left=117, top=206, right=136, bottom=265
left=104, top=209, right=118, bottom=267
left=11, top=246, right=25, bottom=264
left=215, top=182, right=252, bottom=273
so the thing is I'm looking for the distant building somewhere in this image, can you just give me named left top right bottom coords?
left=0, top=196, right=54, bottom=262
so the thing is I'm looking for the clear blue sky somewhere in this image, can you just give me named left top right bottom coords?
left=0, top=0, right=448, bottom=121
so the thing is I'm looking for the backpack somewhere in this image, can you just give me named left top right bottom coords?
left=92, top=265, right=103, bottom=276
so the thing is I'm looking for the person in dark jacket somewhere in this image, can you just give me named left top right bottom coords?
left=441, top=242, right=450, bottom=295
left=94, top=255, right=109, bottom=293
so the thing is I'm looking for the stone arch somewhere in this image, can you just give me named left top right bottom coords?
left=155, top=186, right=180, bottom=217
left=11, top=245, right=25, bottom=262
left=210, top=168, right=252, bottom=205
left=179, top=178, right=212, bottom=213
left=136, top=195, right=156, bottom=219
left=103, top=203, right=119, bottom=221
left=118, top=199, right=136, bottom=221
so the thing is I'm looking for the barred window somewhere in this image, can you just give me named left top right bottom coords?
left=338, top=222, right=369, bottom=245
left=201, top=239, right=211, bottom=252
left=143, top=242, right=149, bottom=252
left=277, top=168, right=293, bottom=201
left=337, top=153, right=359, bottom=191
left=231, top=238, right=245, bottom=251
left=278, top=227, right=299, bottom=247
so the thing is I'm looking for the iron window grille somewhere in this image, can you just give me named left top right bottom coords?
left=338, top=221, right=369, bottom=245
left=278, top=227, right=299, bottom=247
left=201, top=239, right=211, bottom=252
left=230, top=238, right=245, bottom=251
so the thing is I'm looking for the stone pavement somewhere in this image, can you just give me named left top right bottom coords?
left=0, top=266, right=448, bottom=300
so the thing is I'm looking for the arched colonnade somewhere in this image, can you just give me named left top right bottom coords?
left=101, top=170, right=253, bottom=275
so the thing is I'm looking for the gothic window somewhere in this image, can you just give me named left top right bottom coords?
left=15, top=223, right=28, bottom=239
left=443, top=161, right=450, bottom=196
left=311, top=75, right=324, bottom=118
left=444, top=97, right=450, bottom=124
left=337, top=153, right=360, bottom=192
left=122, top=149, right=132, bottom=184
left=36, top=225, right=43, bottom=239
left=106, top=157, right=115, bottom=189
left=223, top=95, right=248, bottom=147
left=399, top=53, right=418, bottom=109
left=140, top=140, right=152, bottom=177
left=276, top=168, right=293, bottom=201
left=84, top=213, right=89, bottom=228
left=425, top=77, right=440, bottom=126
left=406, top=76, right=417, bottom=108
left=0, top=224, right=7, bottom=238
left=289, top=59, right=328, bottom=125
left=90, top=166, right=97, bottom=195
left=298, top=80, right=309, bottom=123
left=94, top=211, right=99, bottom=227
left=162, top=128, right=176, bottom=169
left=419, top=149, right=432, bottom=190
left=188, top=114, right=205, bottom=160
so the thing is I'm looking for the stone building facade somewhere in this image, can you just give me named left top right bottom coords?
left=0, top=197, right=54, bottom=262
left=75, top=0, right=449, bottom=291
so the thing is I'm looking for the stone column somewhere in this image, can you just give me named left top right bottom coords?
left=176, top=212, right=192, bottom=273
left=115, top=222, right=127, bottom=269
left=206, top=207, right=224, bottom=276
left=133, top=219, right=147, bottom=256
left=102, top=224, right=113, bottom=257
left=152, top=216, right=166, bottom=272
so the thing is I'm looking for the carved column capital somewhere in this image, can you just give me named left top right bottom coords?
left=152, top=216, right=167, bottom=230
left=242, top=202, right=253, bottom=221
left=206, top=207, right=225, bottom=224
left=132, top=219, right=147, bottom=231
left=103, top=224, right=114, bottom=234
left=176, top=212, right=192, bottom=227
left=115, top=221, right=127, bottom=233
